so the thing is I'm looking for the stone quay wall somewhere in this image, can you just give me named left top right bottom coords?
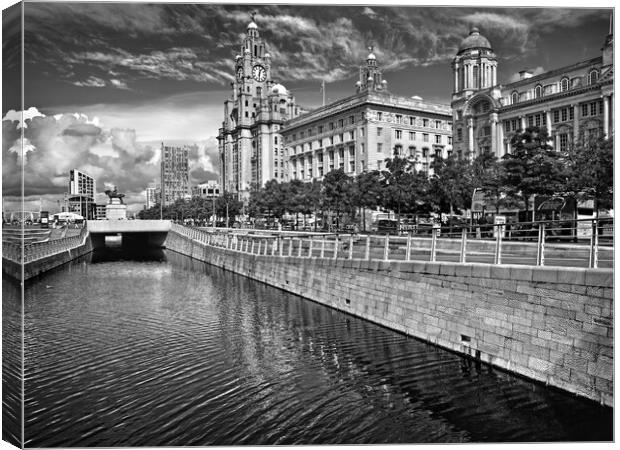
left=164, top=230, right=614, bottom=406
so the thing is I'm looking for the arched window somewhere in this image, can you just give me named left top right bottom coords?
left=511, top=91, right=519, bottom=104
left=535, top=85, right=542, bottom=99
left=588, top=69, right=599, bottom=85
left=560, top=77, right=569, bottom=92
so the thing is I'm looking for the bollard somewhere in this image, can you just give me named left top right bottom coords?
left=536, top=223, right=546, bottom=266
left=406, top=232, right=412, bottom=261
left=494, top=225, right=503, bottom=264
left=430, top=228, right=437, bottom=262
left=383, top=234, right=390, bottom=261
left=459, top=227, right=467, bottom=263
left=365, top=235, right=371, bottom=260
left=349, top=235, right=354, bottom=259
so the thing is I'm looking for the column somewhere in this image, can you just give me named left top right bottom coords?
left=467, top=118, right=474, bottom=156
left=520, top=115, right=526, bottom=131
left=572, top=104, right=579, bottom=145
left=453, top=66, right=459, bottom=92
left=492, top=66, right=497, bottom=86
left=496, top=118, right=504, bottom=157
left=490, top=112, right=498, bottom=156
left=603, top=95, right=610, bottom=138
left=545, top=110, right=552, bottom=135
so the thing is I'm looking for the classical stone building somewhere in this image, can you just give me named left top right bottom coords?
left=282, top=49, right=453, bottom=181
left=451, top=27, right=614, bottom=158
left=217, top=20, right=306, bottom=202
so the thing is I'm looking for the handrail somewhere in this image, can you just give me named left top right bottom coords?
left=170, top=218, right=612, bottom=269
left=2, top=226, right=90, bottom=264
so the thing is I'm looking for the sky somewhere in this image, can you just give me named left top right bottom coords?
left=1, top=0, right=614, bottom=214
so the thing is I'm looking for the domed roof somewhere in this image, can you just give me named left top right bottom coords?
left=271, top=83, right=288, bottom=95
left=367, top=52, right=376, bottom=60
left=247, top=21, right=258, bottom=30
left=458, top=27, right=492, bottom=53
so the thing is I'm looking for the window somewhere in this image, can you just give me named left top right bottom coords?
left=423, top=133, right=429, bottom=142
left=377, top=112, right=383, bottom=121
left=528, top=116, right=534, bottom=127
left=395, top=114, right=402, bottom=124
left=512, top=119, right=518, bottom=130
left=553, top=110, right=560, bottom=123
left=318, top=125, right=323, bottom=133
left=436, top=120, right=442, bottom=129
left=339, top=133, right=344, bottom=143
left=361, top=127, right=365, bottom=137
left=560, top=77, right=569, bottom=92
left=300, top=131, right=305, bottom=139
left=409, top=131, right=415, bottom=140
left=535, top=114, right=541, bottom=127
left=569, top=107, right=574, bottom=121
left=409, top=116, right=416, bottom=125
left=511, top=92, right=518, bottom=104
left=588, top=69, right=599, bottom=85
left=408, top=146, right=416, bottom=157
left=318, top=138, right=323, bottom=147
left=329, top=122, right=334, bottom=130
left=338, top=119, right=344, bottom=128
left=422, top=148, right=429, bottom=158
left=483, top=126, right=491, bottom=136
left=329, top=136, right=334, bottom=145
left=582, top=104, right=589, bottom=117
left=274, top=136, right=278, bottom=144
left=559, top=133, right=569, bottom=151
left=435, top=135, right=442, bottom=144
left=448, top=136, right=452, bottom=145
left=394, top=144, right=403, bottom=156
left=457, top=128, right=463, bottom=141
left=504, top=121, right=510, bottom=132
left=377, top=127, right=383, bottom=136
left=349, top=115, right=355, bottom=124
left=535, top=85, right=542, bottom=98
left=590, top=102, right=597, bottom=116
left=377, top=143, right=383, bottom=153
left=423, top=119, right=429, bottom=127
left=561, top=108, right=567, bottom=122
left=599, top=100, right=603, bottom=115
left=395, top=129, right=402, bottom=139
left=348, top=130, right=355, bottom=140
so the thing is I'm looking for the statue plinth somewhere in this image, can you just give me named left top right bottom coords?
left=106, top=198, right=127, bottom=220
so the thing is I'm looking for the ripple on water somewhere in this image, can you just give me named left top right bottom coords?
left=18, top=248, right=613, bottom=446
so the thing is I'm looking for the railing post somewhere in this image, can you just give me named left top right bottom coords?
left=321, top=238, right=325, bottom=258
left=383, top=234, right=390, bottom=261
left=333, top=235, right=339, bottom=259
left=348, top=235, right=354, bottom=259
left=308, top=236, right=313, bottom=258
left=494, top=224, right=503, bottom=265
left=406, top=232, right=412, bottom=261
left=536, top=223, right=546, bottom=266
left=459, top=227, right=467, bottom=263
left=251, top=240, right=256, bottom=254
left=288, top=238, right=293, bottom=257
left=365, top=235, right=371, bottom=260
left=589, top=219, right=599, bottom=268
left=297, top=238, right=303, bottom=257
left=278, top=236, right=283, bottom=257
left=430, top=228, right=437, bottom=262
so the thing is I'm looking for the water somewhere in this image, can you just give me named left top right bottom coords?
left=6, top=246, right=612, bottom=446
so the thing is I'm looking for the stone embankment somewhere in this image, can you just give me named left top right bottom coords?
left=165, top=227, right=613, bottom=406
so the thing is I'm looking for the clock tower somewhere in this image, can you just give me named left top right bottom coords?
left=217, top=18, right=304, bottom=205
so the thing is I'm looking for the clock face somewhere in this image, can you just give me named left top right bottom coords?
left=236, top=67, right=244, bottom=81
left=252, top=65, right=266, bottom=82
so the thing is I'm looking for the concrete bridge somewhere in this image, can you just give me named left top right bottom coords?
left=88, top=220, right=172, bottom=248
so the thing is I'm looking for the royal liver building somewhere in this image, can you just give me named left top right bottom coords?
left=217, top=20, right=305, bottom=202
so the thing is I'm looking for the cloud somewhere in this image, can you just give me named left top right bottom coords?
left=2, top=106, right=46, bottom=128
left=110, top=79, right=129, bottom=89
left=73, top=76, right=106, bottom=88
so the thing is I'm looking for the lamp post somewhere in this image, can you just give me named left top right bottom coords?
left=470, top=187, right=479, bottom=227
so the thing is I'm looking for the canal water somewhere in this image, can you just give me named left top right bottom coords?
left=5, top=246, right=612, bottom=446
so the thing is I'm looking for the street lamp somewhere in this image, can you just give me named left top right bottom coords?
left=470, top=187, right=479, bottom=227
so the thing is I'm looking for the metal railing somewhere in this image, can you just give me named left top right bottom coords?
left=2, top=226, right=90, bottom=264
left=171, top=218, right=612, bottom=269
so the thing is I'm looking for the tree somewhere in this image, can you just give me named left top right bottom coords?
left=216, top=193, right=243, bottom=226
left=322, top=168, right=353, bottom=230
left=429, top=153, right=473, bottom=215
left=472, top=149, right=509, bottom=214
left=352, top=170, right=383, bottom=231
left=381, top=152, right=426, bottom=224
left=566, top=136, right=613, bottom=216
left=501, top=127, right=567, bottom=218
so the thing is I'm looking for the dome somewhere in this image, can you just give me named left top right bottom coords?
left=367, top=52, right=376, bottom=60
left=271, top=83, right=288, bottom=95
left=264, top=53, right=270, bottom=58
left=458, top=27, right=492, bottom=53
left=247, top=21, right=258, bottom=30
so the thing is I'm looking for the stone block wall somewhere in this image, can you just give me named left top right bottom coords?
left=165, top=231, right=614, bottom=406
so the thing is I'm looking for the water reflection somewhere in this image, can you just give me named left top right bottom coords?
left=19, top=248, right=612, bottom=446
